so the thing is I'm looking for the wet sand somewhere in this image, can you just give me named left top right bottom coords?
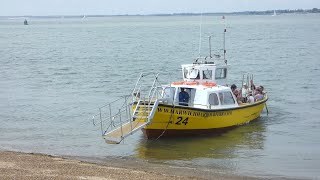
left=0, top=151, right=257, bottom=180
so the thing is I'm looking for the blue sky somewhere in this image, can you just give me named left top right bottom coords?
left=1, top=0, right=319, bottom=16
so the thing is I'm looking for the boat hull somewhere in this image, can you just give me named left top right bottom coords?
left=143, top=97, right=268, bottom=139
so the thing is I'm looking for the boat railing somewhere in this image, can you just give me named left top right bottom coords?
left=93, top=72, right=165, bottom=143
left=131, top=73, right=161, bottom=101
left=93, top=95, right=132, bottom=136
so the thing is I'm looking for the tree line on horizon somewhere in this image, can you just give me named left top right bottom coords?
left=166, top=8, right=320, bottom=16
left=1, top=8, right=319, bottom=18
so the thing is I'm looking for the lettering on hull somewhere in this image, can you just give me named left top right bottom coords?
left=157, top=107, right=232, bottom=117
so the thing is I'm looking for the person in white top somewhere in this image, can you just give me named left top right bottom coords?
left=247, top=90, right=255, bottom=104
left=241, top=83, right=249, bottom=102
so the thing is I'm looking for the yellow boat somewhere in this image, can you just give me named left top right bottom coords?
left=97, top=28, right=268, bottom=144
left=141, top=98, right=267, bottom=138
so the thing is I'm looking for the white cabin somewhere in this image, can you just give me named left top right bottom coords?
left=160, top=61, right=238, bottom=109
left=181, top=62, right=228, bottom=85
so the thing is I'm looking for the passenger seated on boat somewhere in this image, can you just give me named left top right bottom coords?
left=233, top=89, right=242, bottom=104
left=247, top=90, right=255, bottom=104
left=259, top=86, right=265, bottom=95
left=251, top=81, right=266, bottom=95
left=231, top=85, right=244, bottom=104
left=253, top=86, right=264, bottom=95
left=254, top=87, right=264, bottom=101
left=231, top=84, right=237, bottom=93
left=179, top=88, right=189, bottom=106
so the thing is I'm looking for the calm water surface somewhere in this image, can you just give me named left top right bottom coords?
left=1, top=14, right=320, bottom=179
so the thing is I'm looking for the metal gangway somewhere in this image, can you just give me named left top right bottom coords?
left=93, top=73, right=164, bottom=144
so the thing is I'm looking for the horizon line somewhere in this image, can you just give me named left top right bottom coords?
left=0, top=8, right=319, bottom=17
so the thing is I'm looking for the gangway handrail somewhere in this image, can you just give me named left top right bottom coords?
left=99, top=95, right=160, bottom=131
left=96, top=72, right=166, bottom=143
left=99, top=103, right=131, bottom=123
left=131, top=72, right=158, bottom=98
left=98, top=95, right=129, bottom=109
left=131, top=73, right=143, bottom=98
left=103, top=108, right=132, bottom=135
left=103, top=97, right=164, bottom=144
left=147, top=73, right=159, bottom=100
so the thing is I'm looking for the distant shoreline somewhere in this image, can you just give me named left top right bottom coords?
left=0, top=8, right=319, bottom=19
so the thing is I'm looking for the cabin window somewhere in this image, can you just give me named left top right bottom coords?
left=185, top=68, right=200, bottom=79
left=215, top=68, right=227, bottom=79
left=219, top=92, right=235, bottom=105
left=195, top=72, right=200, bottom=79
left=209, top=93, right=219, bottom=106
left=203, top=70, right=212, bottom=79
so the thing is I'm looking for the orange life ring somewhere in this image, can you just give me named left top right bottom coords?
left=202, top=82, right=216, bottom=87
left=185, top=81, right=198, bottom=85
left=172, top=81, right=184, bottom=85
left=172, top=81, right=199, bottom=85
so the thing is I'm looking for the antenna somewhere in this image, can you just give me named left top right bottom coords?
left=222, top=15, right=227, bottom=64
left=209, top=35, right=212, bottom=58
left=223, top=28, right=226, bottom=60
left=198, top=13, right=203, bottom=58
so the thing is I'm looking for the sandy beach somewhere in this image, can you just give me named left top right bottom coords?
left=0, top=151, right=192, bottom=180
left=0, top=151, right=258, bottom=180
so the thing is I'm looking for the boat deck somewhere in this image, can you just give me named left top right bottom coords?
left=104, top=121, right=146, bottom=144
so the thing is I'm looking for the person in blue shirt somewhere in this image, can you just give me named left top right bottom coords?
left=179, top=88, right=189, bottom=106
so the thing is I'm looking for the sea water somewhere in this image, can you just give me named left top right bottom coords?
left=0, top=14, right=320, bottom=179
